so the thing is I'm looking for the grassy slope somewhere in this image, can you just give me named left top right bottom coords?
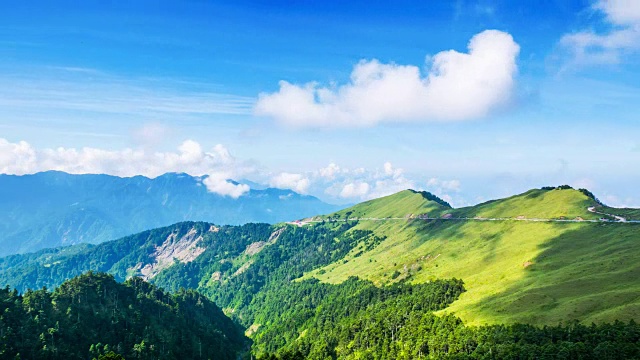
left=308, top=188, right=640, bottom=326
left=451, top=188, right=601, bottom=220
left=321, top=189, right=450, bottom=219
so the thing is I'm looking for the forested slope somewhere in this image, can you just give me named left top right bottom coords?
left=0, top=272, right=246, bottom=359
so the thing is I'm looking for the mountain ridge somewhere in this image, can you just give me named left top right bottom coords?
left=1, top=185, right=638, bottom=327
left=2, top=185, right=640, bottom=358
left=0, top=171, right=341, bottom=256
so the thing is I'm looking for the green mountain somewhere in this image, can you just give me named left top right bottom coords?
left=0, top=272, right=246, bottom=360
left=0, top=171, right=341, bottom=256
left=310, top=187, right=640, bottom=325
left=2, top=186, right=640, bottom=358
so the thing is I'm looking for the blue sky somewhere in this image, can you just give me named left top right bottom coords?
left=1, top=0, right=639, bottom=206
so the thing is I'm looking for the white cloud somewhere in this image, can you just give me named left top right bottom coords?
left=596, top=0, right=640, bottom=25
left=383, top=161, right=403, bottom=178
left=203, top=175, right=250, bottom=199
left=0, top=139, right=37, bottom=174
left=255, top=30, right=519, bottom=127
left=0, top=138, right=252, bottom=198
left=339, top=182, right=370, bottom=198
left=0, top=140, right=483, bottom=206
left=269, top=172, right=310, bottom=194
left=320, top=161, right=417, bottom=200
left=560, top=0, right=640, bottom=65
left=319, top=162, right=341, bottom=180
left=0, top=139, right=426, bottom=201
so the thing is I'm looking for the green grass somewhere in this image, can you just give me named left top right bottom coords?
left=306, top=188, right=640, bottom=326
left=322, top=189, right=450, bottom=220
left=451, top=188, right=600, bottom=220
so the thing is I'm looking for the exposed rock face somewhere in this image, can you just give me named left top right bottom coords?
left=233, top=261, right=254, bottom=276
left=130, top=227, right=205, bottom=280
left=231, top=227, right=286, bottom=278
left=267, top=227, right=285, bottom=243
left=244, top=241, right=267, bottom=256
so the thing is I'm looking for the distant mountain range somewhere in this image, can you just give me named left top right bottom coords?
left=2, top=186, right=640, bottom=358
left=0, top=171, right=342, bottom=256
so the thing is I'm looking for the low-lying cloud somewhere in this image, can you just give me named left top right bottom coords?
left=255, top=30, right=520, bottom=127
left=0, top=138, right=251, bottom=198
left=0, top=138, right=467, bottom=204
left=269, top=172, right=311, bottom=194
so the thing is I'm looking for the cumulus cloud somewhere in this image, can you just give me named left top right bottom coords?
left=339, top=182, right=370, bottom=198
left=0, top=138, right=471, bottom=203
left=383, top=161, right=403, bottom=178
left=255, top=30, right=520, bottom=127
left=269, top=172, right=310, bottom=194
left=0, top=138, right=251, bottom=198
left=561, top=0, right=640, bottom=65
left=203, top=175, right=250, bottom=199
left=319, top=162, right=341, bottom=180
left=319, top=161, right=417, bottom=200
left=597, top=0, right=640, bottom=26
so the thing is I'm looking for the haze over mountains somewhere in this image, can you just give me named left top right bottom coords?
left=0, top=171, right=341, bottom=256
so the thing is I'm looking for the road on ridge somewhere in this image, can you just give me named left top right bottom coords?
left=288, top=207, right=640, bottom=226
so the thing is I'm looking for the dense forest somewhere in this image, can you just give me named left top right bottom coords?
left=250, top=278, right=640, bottom=359
left=3, top=271, right=640, bottom=359
left=0, top=272, right=246, bottom=359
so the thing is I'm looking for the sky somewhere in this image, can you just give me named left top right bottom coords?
left=1, top=0, right=639, bottom=207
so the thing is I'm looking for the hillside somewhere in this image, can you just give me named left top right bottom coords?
left=0, top=171, right=341, bottom=256
left=0, top=272, right=246, bottom=359
left=0, top=221, right=274, bottom=293
left=322, top=189, right=451, bottom=220
left=309, top=186, right=640, bottom=325
left=2, top=186, right=640, bottom=358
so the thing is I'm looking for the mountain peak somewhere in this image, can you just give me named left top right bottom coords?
left=324, top=189, right=450, bottom=220
left=407, top=189, right=452, bottom=208
left=454, top=186, right=600, bottom=220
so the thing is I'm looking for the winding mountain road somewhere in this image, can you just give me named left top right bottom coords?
left=587, top=206, right=630, bottom=222
left=288, top=207, right=640, bottom=226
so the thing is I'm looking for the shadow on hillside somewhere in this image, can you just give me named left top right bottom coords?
left=466, top=222, right=640, bottom=325
left=408, top=218, right=506, bottom=264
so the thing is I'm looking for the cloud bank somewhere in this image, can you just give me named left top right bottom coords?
left=311, top=161, right=462, bottom=205
left=561, top=0, right=640, bottom=65
left=2, top=138, right=462, bottom=202
left=255, top=30, right=520, bottom=127
left=0, top=138, right=251, bottom=198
